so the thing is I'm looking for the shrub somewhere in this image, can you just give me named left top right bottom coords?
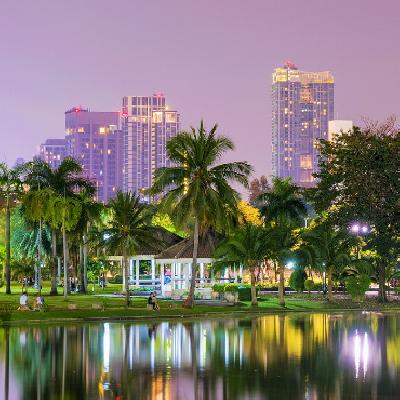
left=304, top=280, right=314, bottom=294
left=212, top=284, right=226, bottom=293
left=345, top=274, right=371, bottom=300
left=238, top=285, right=252, bottom=301
left=288, top=268, right=307, bottom=292
left=224, top=284, right=238, bottom=292
left=109, top=275, right=123, bottom=284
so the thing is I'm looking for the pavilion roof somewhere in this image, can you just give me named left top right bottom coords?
left=135, top=227, right=183, bottom=256
left=155, top=230, right=223, bottom=260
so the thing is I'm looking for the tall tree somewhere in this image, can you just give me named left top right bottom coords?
left=248, top=176, right=269, bottom=205
left=103, top=192, right=156, bottom=307
left=151, top=121, right=252, bottom=308
left=300, top=223, right=354, bottom=302
left=74, top=192, right=103, bottom=293
left=312, top=120, right=400, bottom=302
left=22, top=158, right=95, bottom=295
left=258, top=177, right=307, bottom=306
left=214, top=223, right=270, bottom=306
left=0, top=163, right=23, bottom=294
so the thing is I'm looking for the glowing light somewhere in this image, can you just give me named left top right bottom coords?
left=287, top=261, right=295, bottom=269
left=103, top=323, right=110, bottom=373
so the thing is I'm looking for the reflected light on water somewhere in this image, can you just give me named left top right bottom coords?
left=1, top=313, right=400, bottom=399
left=354, top=330, right=369, bottom=379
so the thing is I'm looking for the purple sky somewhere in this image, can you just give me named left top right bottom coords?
left=1, top=0, right=399, bottom=178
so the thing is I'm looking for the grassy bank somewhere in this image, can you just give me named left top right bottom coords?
left=1, top=283, right=400, bottom=325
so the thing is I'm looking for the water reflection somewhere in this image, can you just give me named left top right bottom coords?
left=0, top=313, right=400, bottom=399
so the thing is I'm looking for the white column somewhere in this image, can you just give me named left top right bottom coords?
left=160, top=263, right=165, bottom=296
left=200, top=263, right=204, bottom=286
left=129, top=259, right=134, bottom=283
left=135, top=260, right=140, bottom=286
left=171, top=263, right=176, bottom=291
left=151, top=258, right=156, bottom=285
left=184, top=263, right=190, bottom=289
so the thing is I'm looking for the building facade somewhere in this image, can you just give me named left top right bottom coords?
left=272, top=63, right=335, bottom=187
left=122, top=93, right=180, bottom=200
left=39, top=139, right=67, bottom=169
left=65, top=107, right=123, bottom=203
left=328, top=120, right=353, bottom=141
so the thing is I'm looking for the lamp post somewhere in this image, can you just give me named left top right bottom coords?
left=349, top=222, right=369, bottom=259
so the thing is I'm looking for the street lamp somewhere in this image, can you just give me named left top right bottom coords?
left=349, top=222, right=369, bottom=259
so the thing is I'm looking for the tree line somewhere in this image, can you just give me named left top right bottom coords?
left=0, top=119, right=399, bottom=307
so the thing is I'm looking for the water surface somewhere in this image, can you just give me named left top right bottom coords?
left=0, top=312, right=399, bottom=399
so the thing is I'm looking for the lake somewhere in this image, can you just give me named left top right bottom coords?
left=0, top=312, right=399, bottom=399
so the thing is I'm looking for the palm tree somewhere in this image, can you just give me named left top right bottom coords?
left=258, top=177, right=307, bottom=226
left=301, top=224, right=354, bottom=302
left=151, top=121, right=252, bottom=308
left=74, top=192, right=103, bottom=293
left=258, top=177, right=307, bottom=306
left=103, top=191, right=156, bottom=307
left=22, top=158, right=95, bottom=295
left=0, top=163, right=23, bottom=294
left=214, top=223, right=270, bottom=306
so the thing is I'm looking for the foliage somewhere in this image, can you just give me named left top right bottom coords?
left=288, top=267, right=307, bottom=292
left=345, top=274, right=371, bottom=300
left=212, top=283, right=226, bottom=293
left=152, top=212, right=186, bottom=237
left=258, top=177, right=307, bottom=227
left=224, top=283, right=239, bottom=292
left=248, top=175, right=269, bottom=205
left=151, top=121, right=252, bottom=307
left=238, top=285, right=252, bottom=301
left=237, top=200, right=262, bottom=225
left=304, top=279, right=315, bottom=292
left=311, top=120, right=400, bottom=301
left=214, top=223, right=270, bottom=306
left=103, top=191, right=157, bottom=306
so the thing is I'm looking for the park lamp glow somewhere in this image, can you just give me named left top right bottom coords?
left=286, top=261, right=295, bottom=270
left=349, top=222, right=369, bottom=235
left=103, top=233, right=111, bottom=241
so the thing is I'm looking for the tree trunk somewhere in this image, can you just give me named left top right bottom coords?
left=5, top=199, right=11, bottom=295
left=278, top=263, right=285, bottom=307
left=378, top=260, right=387, bottom=303
left=123, top=253, right=130, bottom=307
left=50, top=229, right=58, bottom=295
left=63, top=228, right=69, bottom=300
left=79, top=244, right=84, bottom=293
left=82, top=226, right=89, bottom=293
left=250, top=265, right=258, bottom=306
left=183, top=217, right=199, bottom=309
left=327, top=269, right=333, bottom=302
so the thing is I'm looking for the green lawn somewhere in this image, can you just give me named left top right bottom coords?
left=0, top=282, right=399, bottom=325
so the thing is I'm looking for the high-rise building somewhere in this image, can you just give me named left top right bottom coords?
left=39, top=139, right=67, bottom=169
left=328, top=120, right=353, bottom=141
left=65, top=107, right=123, bottom=203
left=122, top=93, right=180, bottom=200
left=272, top=63, right=335, bottom=187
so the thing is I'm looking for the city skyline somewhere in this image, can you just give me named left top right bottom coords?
left=2, top=0, right=400, bottom=179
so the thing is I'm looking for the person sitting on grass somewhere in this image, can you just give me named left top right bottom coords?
left=18, top=291, right=30, bottom=311
left=33, top=293, right=45, bottom=311
left=151, top=291, right=159, bottom=311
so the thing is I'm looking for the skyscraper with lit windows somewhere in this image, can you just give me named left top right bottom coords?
left=39, top=139, right=67, bottom=169
left=65, top=107, right=123, bottom=202
left=272, top=63, right=334, bottom=187
left=122, top=93, right=180, bottom=200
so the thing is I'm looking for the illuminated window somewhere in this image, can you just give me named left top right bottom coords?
left=107, top=149, right=111, bottom=155
left=78, top=127, right=84, bottom=133
left=300, top=155, right=313, bottom=169
left=99, top=127, right=106, bottom=134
